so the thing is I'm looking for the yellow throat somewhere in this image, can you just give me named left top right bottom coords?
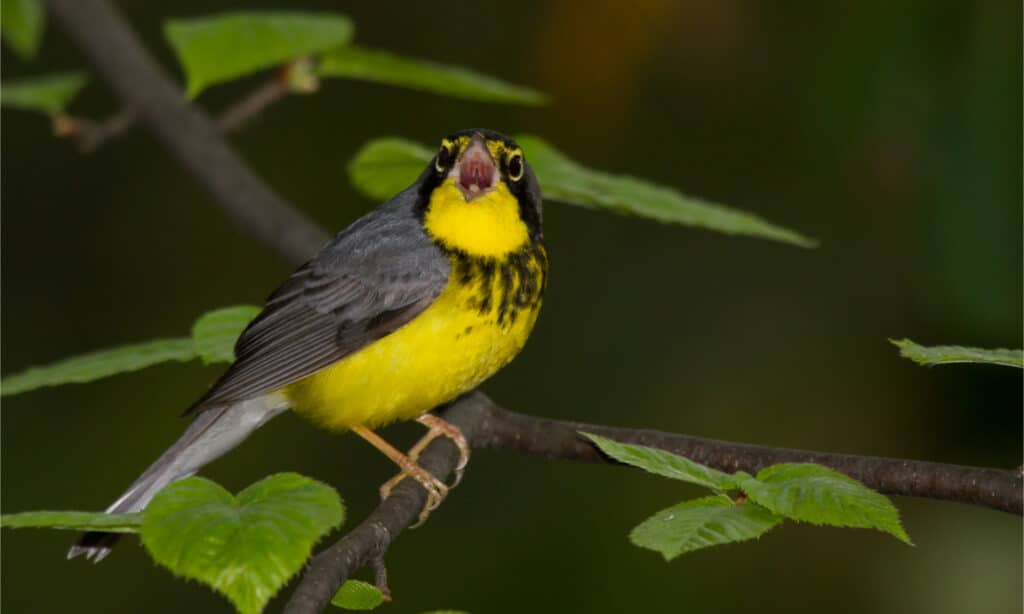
left=423, top=178, right=530, bottom=256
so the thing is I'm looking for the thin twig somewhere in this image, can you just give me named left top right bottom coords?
left=369, top=556, right=391, bottom=601
left=47, top=2, right=1023, bottom=613
left=72, top=107, right=138, bottom=152
left=217, top=58, right=317, bottom=133
left=216, top=78, right=290, bottom=133
left=52, top=110, right=136, bottom=150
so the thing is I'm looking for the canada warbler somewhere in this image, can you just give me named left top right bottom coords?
left=70, top=129, right=547, bottom=561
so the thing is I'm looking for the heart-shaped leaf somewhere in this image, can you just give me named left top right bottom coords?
left=141, top=473, right=344, bottom=614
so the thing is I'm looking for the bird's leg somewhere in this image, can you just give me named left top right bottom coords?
left=351, top=426, right=448, bottom=526
left=406, top=414, right=471, bottom=487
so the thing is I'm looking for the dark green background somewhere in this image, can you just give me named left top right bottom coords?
left=3, top=1, right=1021, bottom=612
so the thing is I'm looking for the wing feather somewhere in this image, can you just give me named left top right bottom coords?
left=187, top=191, right=449, bottom=414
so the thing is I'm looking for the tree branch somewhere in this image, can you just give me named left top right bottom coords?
left=284, top=392, right=1023, bottom=610
left=465, top=396, right=1022, bottom=513
left=48, top=2, right=1023, bottom=613
left=46, top=0, right=328, bottom=266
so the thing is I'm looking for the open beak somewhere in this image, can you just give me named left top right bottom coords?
left=453, top=135, right=499, bottom=201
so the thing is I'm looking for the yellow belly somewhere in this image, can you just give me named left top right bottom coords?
left=282, top=248, right=545, bottom=431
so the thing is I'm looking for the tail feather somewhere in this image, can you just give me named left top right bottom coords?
left=68, top=532, right=121, bottom=562
left=67, top=395, right=288, bottom=562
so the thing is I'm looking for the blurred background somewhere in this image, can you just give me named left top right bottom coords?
left=2, top=1, right=1021, bottom=612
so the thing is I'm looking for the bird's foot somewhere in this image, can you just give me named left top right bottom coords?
left=409, top=413, right=471, bottom=487
left=351, top=419, right=468, bottom=529
left=379, top=457, right=449, bottom=527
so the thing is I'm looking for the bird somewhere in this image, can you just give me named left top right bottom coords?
left=69, top=129, right=547, bottom=562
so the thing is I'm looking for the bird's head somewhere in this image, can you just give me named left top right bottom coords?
left=421, top=129, right=543, bottom=254
left=432, top=130, right=530, bottom=201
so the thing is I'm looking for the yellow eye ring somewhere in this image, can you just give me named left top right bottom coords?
left=436, top=143, right=453, bottom=173
left=507, top=152, right=524, bottom=181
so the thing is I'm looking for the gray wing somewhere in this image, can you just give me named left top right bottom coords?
left=187, top=191, right=449, bottom=413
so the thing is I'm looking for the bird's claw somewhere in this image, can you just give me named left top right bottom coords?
left=379, top=459, right=449, bottom=527
left=410, top=414, right=471, bottom=488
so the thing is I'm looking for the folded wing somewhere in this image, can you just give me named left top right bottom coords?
left=187, top=194, right=449, bottom=414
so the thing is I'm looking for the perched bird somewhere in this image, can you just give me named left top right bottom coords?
left=70, top=129, right=547, bottom=561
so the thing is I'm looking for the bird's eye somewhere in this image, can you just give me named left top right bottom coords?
left=507, top=152, right=524, bottom=181
left=435, top=144, right=452, bottom=173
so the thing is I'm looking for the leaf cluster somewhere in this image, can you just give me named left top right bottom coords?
left=584, top=434, right=911, bottom=560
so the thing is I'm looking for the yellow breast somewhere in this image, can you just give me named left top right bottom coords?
left=283, top=244, right=547, bottom=431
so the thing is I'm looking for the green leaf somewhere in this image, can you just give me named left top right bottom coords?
left=191, top=305, right=260, bottom=364
left=890, top=339, right=1023, bottom=368
left=318, top=45, right=548, bottom=105
left=164, top=12, right=354, bottom=97
left=0, top=304, right=261, bottom=397
left=630, top=496, right=782, bottom=560
left=346, top=136, right=815, bottom=247
left=347, top=137, right=433, bottom=201
left=517, top=135, right=816, bottom=248
left=331, top=580, right=385, bottom=610
left=1, top=510, right=141, bottom=532
left=0, top=71, right=88, bottom=116
left=0, top=338, right=195, bottom=397
left=736, top=464, right=911, bottom=544
left=1, top=0, right=45, bottom=59
left=141, top=473, right=344, bottom=614
left=582, top=433, right=735, bottom=490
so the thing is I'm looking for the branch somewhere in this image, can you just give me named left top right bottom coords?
left=52, top=107, right=137, bottom=152
left=48, top=2, right=1023, bottom=613
left=467, top=398, right=1022, bottom=513
left=46, top=0, right=328, bottom=267
left=284, top=392, right=1022, bottom=610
